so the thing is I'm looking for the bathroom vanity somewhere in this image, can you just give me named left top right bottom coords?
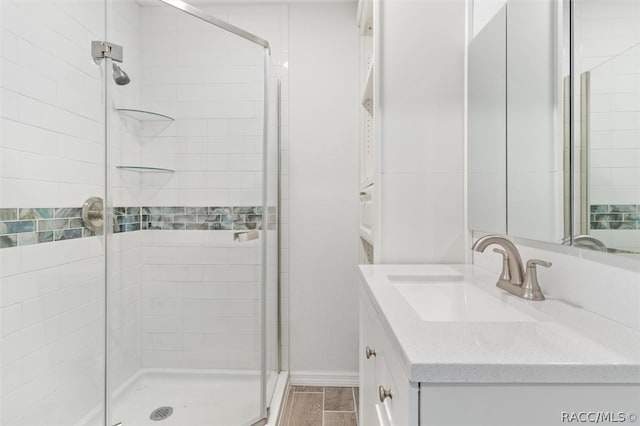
left=359, top=264, right=640, bottom=426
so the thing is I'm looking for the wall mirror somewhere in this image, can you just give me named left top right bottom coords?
left=468, top=0, right=568, bottom=243
left=469, top=0, right=640, bottom=257
left=574, top=0, right=640, bottom=254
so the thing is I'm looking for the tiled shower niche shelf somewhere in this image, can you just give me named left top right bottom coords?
left=116, top=108, right=175, bottom=137
left=116, top=166, right=175, bottom=173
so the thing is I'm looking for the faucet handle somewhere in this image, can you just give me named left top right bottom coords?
left=493, top=248, right=511, bottom=283
left=521, top=259, right=552, bottom=301
left=526, top=259, right=552, bottom=269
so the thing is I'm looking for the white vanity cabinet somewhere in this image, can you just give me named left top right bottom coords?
left=359, top=265, right=640, bottom=426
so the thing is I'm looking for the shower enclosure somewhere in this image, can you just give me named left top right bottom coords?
left=0, top=0, right=282, bottom=425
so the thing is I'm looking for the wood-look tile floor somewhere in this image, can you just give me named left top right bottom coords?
left=278, top=386, right=359, bottom=426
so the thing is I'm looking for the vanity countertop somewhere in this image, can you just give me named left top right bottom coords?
left=359, top=264, right=640, bottom=383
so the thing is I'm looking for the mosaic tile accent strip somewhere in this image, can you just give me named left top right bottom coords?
left=0, top=207, right=94, bottom=248
left=139, top=206, right=264, bottom=231
left=114, top=207, right=142, bottom=233
left=590, top=204, right=640, bottom=230
left=1, top=206, right=275, bottom=249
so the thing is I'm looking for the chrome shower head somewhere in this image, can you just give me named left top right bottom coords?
left=112, top=63, right=131, bottom=86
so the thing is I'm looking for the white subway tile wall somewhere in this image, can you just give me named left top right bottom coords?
left=138, top=4, right=278, bottom=208
left=141, top=230, right=262, bottom=369
left=0, top=0, right=104, bottom=208
left=0, top=237, right=107, bottom=425
left=0, top=1, right=112, bottom=425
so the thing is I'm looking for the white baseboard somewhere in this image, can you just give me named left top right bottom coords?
left=289, top=371, right=359, bottom=387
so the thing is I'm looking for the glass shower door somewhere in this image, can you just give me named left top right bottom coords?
left=105, top=1, right=276, bottom=425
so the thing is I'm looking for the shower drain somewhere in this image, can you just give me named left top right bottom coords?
left=149, top=406, right=174, bottom=421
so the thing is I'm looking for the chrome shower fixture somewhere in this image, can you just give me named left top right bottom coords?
left=91, top=41, right=130, bottom=86
left=112, top=63, right=131, bottom=86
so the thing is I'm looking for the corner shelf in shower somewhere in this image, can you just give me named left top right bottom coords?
left=116, top=108, right=175, bottom=122
left=116, top=166, right=175, bottom=173
left=116, top=108, right=175, bottom=137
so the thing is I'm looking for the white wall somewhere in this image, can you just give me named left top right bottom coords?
left=377, top=0, right=467, bottom=264
left=288, top=1, right=360, bottom=383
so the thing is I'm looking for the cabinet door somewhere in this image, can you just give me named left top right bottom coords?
left=372, top=317, right=418, bottom=426
left=360, top=295, right=379, bottom=425
left=360, top=285, right=420, bottom=426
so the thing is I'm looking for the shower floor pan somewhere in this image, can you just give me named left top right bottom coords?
left=81, top=369, right=262, bottom=426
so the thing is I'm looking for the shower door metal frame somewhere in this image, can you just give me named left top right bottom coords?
left=259, top=47, right=271, bottom=426
left=157, top=0, right=270, bottom=50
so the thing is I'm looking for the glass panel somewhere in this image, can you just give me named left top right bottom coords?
left=106, top=1, right=273, bottom=425
left=264, top=57, right=280, bottom=409
left=0, top=1, right=107, bottom=425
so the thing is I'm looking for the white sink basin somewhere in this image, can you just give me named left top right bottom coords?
left=388, top=274, right=537, bottom=322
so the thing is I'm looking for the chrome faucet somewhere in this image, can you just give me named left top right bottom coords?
left=472, top=235, right=551, bottom=301
left=573, top=234, right=607, bottom=252
left=472, top=235, right=525, bottom=285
